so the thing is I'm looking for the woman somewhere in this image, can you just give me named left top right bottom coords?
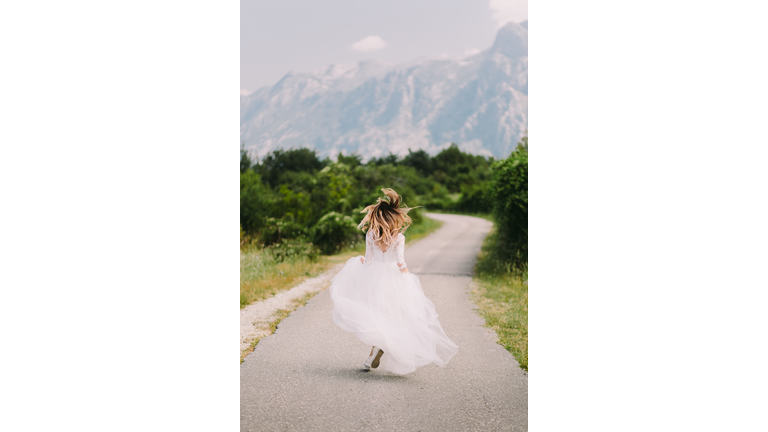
left=329, top=188, right=458, bottom=375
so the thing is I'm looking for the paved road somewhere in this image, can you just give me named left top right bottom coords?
left=241, top=213, right=528, bottom=431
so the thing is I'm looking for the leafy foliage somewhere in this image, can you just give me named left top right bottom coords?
left=311, top=211, right=363, bottom=255
left=261, top=217, right=307, bottom=246
left=240, top=171, right=273, bottom=235
left=240, top=141, right=253, bottom=174
left=266, top=237, right=320, bottom=262
left=489, top=144, right=528, bottom=266
left=255, top=148, right=328, bottom=187
left=455, top=183, right=493, bottom=214
left=240, top=137, right=528, bottom=264
left=240, top=224, right=251, bottom=250
left=337, top=152, right=362, bottom=167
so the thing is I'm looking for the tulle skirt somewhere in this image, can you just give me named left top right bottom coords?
left=329, top=256, right=459, bottom=375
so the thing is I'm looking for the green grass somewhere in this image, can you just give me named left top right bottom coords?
left=240, top=245, right=331, bottom=308
left=240, top=215, right=443, bottom=308
left=472, top=225, right=528, bottom=371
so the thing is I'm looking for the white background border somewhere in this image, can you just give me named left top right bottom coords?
left=1, top=1, right=239, bottom=430
left=2, top=0, right=768, bottom=430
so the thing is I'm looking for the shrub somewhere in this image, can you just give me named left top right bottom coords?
left=240, top=225, right=251, bottom=250
left=455, top=182, right=493, bottom=214
left=256, top=147, right=327, bottom=187
left=240, top=171, right=274, bottom=234
left=489, top=146, right=528, bottom=267
left=421, top=198, right=445, bottom=211
left=316, top=163, right=355, bottom=215
left=265, top=237, right=320, bottom=262
left=261, top=217, right=307, bottom=246
left=311, top=211, right=362, bottom=255
left=408, top=207, right=424, bottom=225
left=239, top=143, right=502, bottom=250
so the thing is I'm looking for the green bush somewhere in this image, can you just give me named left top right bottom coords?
left=421, top=199, right=445, bottom=211
left=316, top=163, right=355, bottom=216
left=261, top=217, right=307, bottom=246
left=455, top=182, right=493, bottom=214
left=256, top=148, right=328, bottom=187
left=240, top=225, right=252, bottom=250
left=265, top=237, right=320, bottom=262
left=489, top=146, right=528, bottom=266
left=311, top=211, right=363, bottom=255
left=240, top=171, right=275, bottom=234
left=408, top=207, right=424, bottom=225
left=240, top=141, right=515, bottom=256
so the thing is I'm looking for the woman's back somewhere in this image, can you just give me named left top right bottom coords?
left=366, top=230, right=407, bottom=269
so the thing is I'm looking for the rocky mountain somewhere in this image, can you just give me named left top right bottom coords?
left=240, top=21, right=527, bottom=160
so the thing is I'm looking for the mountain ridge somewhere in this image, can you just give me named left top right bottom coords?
left=241, top=21, right=527, bottom=160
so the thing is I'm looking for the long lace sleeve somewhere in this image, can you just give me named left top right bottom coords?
left=395, top=234, right=407, bottom=270
left=364, top=230, right=374, bottom=263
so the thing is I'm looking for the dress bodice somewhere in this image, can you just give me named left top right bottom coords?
left=372, top=244, right=399, bottom=263
left=365, top=230, right=407, bottom=269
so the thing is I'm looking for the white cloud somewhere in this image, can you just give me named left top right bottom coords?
left=350, top=35, right=387, bottom=52
left=489, top=0, right=528, bottom=28
left=464, top=48, right=481, bottom=56
left=240, top=89, right=250, bottom=96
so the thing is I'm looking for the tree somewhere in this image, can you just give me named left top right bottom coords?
left=515, top=131, right=528, bottom=152
left=367, top=153, right=400, bottom=167
left=489, top=138, right=528, bottom=266
left=256, top=147, right=325, bottom=186
left=311, top=212, right=362, bottom=255
left=337, top=152, right=362, bottom=167
left=316, top=162, right=354, bottom=216
left=240, top=171, right=274, bottom=235
left=401, top=149, right=433, bottom=176
left=240, top=141, right=253, bottom=174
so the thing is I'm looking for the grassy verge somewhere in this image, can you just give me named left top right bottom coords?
left=240, top=246, right=332, bottom=307
left=472, top=225, right=528, bottom=371
left=240, top=215, right=443, bottom=308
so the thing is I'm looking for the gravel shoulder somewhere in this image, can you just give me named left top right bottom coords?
left=240, top=264, right=343, bottom=357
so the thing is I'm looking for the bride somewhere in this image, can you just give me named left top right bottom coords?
left=329, top=188, right=458, bottom=375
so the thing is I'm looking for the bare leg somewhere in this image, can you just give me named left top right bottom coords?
left=369, top=346, right=374, bottom=356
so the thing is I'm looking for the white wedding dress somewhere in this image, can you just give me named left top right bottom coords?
left=329, top=230, right=459, bottom=375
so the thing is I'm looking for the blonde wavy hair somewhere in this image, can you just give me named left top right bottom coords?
left=358, top=188, right=418, bottom=247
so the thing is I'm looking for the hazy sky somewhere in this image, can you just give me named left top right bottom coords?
left=241, top=0, right=527, bottom=95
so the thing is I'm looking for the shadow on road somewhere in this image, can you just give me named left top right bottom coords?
left=304, top=366, right=411, bottom=383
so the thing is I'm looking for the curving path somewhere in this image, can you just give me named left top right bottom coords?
left=240, top=213, right=528, bottom=431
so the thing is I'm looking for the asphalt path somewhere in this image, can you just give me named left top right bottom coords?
left=240, top=213, right=528, bottom=431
